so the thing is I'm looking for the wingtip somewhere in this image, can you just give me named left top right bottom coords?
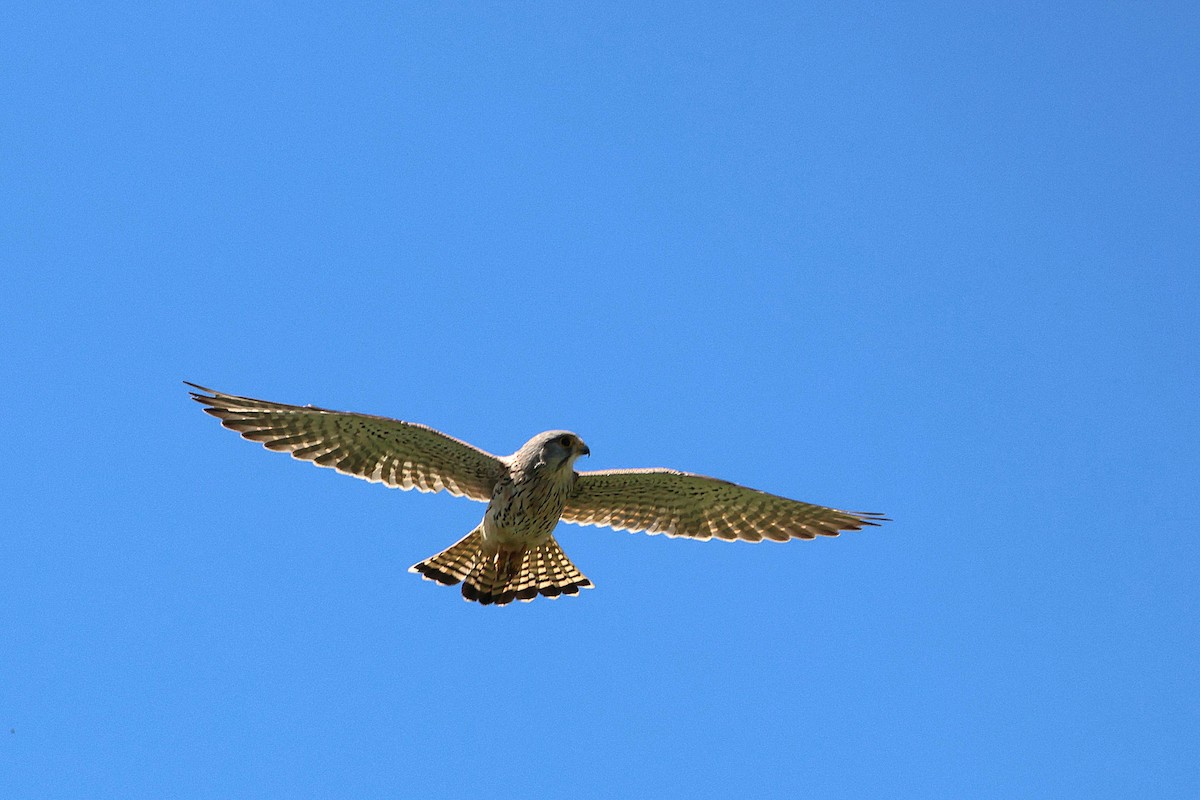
left=183, top=381, right=216, bottom=397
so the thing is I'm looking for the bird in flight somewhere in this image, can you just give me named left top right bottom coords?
left=187, top=384, right=887, bottom=605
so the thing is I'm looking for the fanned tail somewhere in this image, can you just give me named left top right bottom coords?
left=409, top=532, right=593, bottom=606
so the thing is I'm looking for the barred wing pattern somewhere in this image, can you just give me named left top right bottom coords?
left=187, top=384, right=505, bottom=501
left=563, top=469, right=887, bottom=542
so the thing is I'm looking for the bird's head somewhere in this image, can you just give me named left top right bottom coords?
left=519, top=430, right=590, bottom=472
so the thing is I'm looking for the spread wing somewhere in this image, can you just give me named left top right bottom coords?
left=187, top=383, right=505, bottom=502
left=562, top=469, right=887, bottom=542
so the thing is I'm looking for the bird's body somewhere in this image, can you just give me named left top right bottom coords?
left=483, top=431, right=584, bottom=549
left=416, top=430, right=595, bottom=604
left=188, top=384, right=888, bottom=605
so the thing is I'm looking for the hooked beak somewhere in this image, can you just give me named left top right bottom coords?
left=578, top=442, right=591, bottom=457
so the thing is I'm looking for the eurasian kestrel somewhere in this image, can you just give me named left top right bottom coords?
left=188, top=384, right=887, bottom=605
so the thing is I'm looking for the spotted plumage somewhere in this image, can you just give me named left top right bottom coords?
left=187, top=384, right=888, bottom=605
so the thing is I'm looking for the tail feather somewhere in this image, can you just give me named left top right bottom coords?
left=409, top=527, right=482, bottom=585
left=542, top=538, right=592, bottom=597
left=511, top=548, right=540, bottom=602
left=553, top=541, right=590, bottom=591
left=462, top=550, right=509, bottom=605
left=540, top=546, right=566, bottom=598
left=409, top=532, right=593, bottom=605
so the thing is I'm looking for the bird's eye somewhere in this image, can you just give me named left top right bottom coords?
left=559, top=435, right=573, bottom=447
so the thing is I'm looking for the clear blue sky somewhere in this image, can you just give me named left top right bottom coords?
left=4, top=2, right=1197, bottom=797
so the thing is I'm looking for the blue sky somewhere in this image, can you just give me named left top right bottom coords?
left=3, top=2, right=1197, bottom=797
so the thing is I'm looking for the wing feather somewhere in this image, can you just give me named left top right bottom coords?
left=187, top=383, right=504, bottom=502
left=563, top=468, right=887, bottom=542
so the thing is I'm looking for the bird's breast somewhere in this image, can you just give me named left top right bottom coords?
left=482, top=471, right=573, bottom=547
